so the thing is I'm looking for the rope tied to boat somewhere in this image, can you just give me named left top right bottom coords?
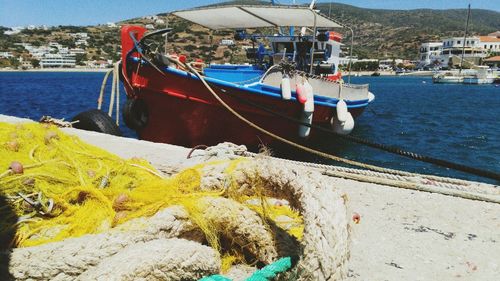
left=97, top=62, right=122, bottom=126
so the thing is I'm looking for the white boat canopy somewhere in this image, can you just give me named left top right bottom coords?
left=173, top=5, right=342, bottom=30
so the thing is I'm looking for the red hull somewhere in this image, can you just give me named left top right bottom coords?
left=124, top=64, right=365, bottom=149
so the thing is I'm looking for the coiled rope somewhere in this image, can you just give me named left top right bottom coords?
left=199, top=257, right=293, bottom=281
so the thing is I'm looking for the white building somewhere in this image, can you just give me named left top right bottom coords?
left=70, top=33, right=88, bottom=39
left=48, top=42, right=63, bottom=50
left=0, top=52, right=14, bottom=58
left=69, top=48, right=85, bottom=55
left=338, top=56, right=358, bottom=66
left=40, top=54, right=76, bottom=68
left=418, top=42, right=442, bottom=66
left=442, top=36, right=480, bottom=48
left=439, top=36, right=487, bottom=67
left=87, top=60, right=111, bottom=68
left=220, top=39, right=235, bottom=46
left=378, top=58, right=404, bottom=70
left=418, top=36, right=488, bottom=68
left=479, top=35, right=500, bottom=54
left=4, top=26, right=24, bottom=35
left=75, top=39, right=88, bottom=46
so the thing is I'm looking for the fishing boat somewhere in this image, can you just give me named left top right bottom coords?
left=115, top=4, right=375, bottom=149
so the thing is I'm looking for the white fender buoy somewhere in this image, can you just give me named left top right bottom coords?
left=303, top=80, right=314, bottom=113
left=368, top=91, right=375, bottom=102
left=336, top=99, right=348, bottom=122
left=299, top=111, right=313, bottom=138
left=296, top=82, right=307, bottom=104
left=331, top=111, right=354, bottom=135
left=281, top=75, right=291, bottom=100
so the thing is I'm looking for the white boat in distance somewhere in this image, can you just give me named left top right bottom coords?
left=432, top=72, right=464, bottom=83
left=463, top=66, right=496, bottom=84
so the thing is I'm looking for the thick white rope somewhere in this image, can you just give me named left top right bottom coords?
left=97, top=69, right=113, bottom=110
left=114, top=62, right=120, bottom=126
left=108, top=64, right=117, bottom=117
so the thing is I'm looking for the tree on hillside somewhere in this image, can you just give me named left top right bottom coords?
left=76, top=53, right=87, bottom=65
left=31, top=59, right=40, bottom=68
left=9, top=57, right=20, bottom=68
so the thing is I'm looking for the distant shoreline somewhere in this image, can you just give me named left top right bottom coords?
left=0, top=68, right=111, bottom=73
left=0, top=68, right=434, bottom=77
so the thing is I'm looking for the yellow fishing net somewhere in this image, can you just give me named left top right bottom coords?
left=0, top=122, right=303, bottom=264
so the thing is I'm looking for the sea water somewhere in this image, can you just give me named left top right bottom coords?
left=0, top=72, right=498, bottom=184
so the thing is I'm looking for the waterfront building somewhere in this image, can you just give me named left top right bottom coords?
left=338, top=56, right=358, bottom=66
left=87, top=60, right=111, bottom=68
left=418, top=32, right=500, bottom=68
left=40, top=54, right=76, bottom=68
left=379, top=58, right=403, bottom=70
left=418, top=42, right=442, bottom=67
left=20, top=60, right=33, bottom=69
left=479, top=35, right=500, bottom=54
left=439, top=36, right=487, bottom=67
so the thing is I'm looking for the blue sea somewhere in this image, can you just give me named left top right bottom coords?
left=0, top=72, right=499, bottom=184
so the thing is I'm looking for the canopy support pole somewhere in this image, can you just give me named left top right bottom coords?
left=309, top=9, right=317, bottom=74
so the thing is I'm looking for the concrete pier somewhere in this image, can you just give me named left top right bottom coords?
left=1, top=114, right=499, bottom=280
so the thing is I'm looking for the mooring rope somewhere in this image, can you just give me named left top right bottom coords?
left=97, top=69, right=113, bottom=110
left=240, top=151, right=499, bottom=204
left=97, top=62, right=122, bottom=126
left=219, top=83, right=500, bottom=183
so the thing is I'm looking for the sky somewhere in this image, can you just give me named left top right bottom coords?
left=0, top=0, right=498, bottom=27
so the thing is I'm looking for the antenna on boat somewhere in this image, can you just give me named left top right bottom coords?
left=163, top=17, right=169, bottom=54
left=459, top=4, right=471, bottom=75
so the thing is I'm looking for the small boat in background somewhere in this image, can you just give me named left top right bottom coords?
left=432, top=71, right=464, bottom=83
left=463, top=66, right=496, bottom=84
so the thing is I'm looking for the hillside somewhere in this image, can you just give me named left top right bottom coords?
left=1, top=1, right=499, bottom=68
left=315, top=3, right=500, bottom=58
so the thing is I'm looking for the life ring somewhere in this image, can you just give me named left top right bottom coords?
left=123, top=98, right=149, bottom=131
left=72, top=109, right=122, bottom=136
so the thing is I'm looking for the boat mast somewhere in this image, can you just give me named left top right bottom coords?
left=459, top=4, right=471, bottom=75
